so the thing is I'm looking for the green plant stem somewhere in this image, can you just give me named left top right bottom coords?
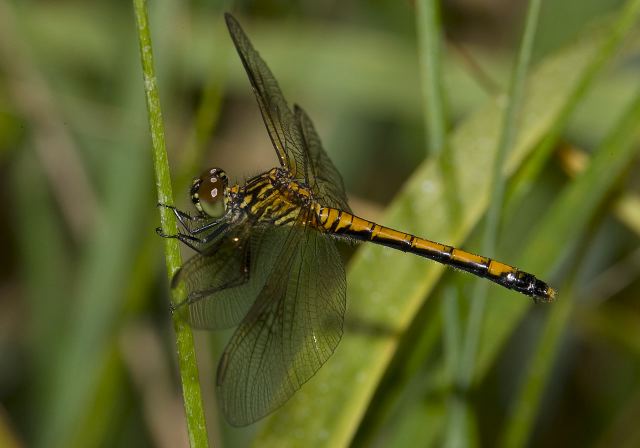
left=506, top=1, right=640, bottom=213
left=132, top=1, right=209, bottom=446
left=416, top=7, right=465, bottom=441
left=459, top=0, right=543, bottom=390
left=416, top=0, right=447, bottom=156
left=499, top=277, right=575, bottom=448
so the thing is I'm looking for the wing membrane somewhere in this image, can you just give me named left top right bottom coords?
left=226, top=14, right=351, bottom=211
left=225, top=13, right=306, bottom=178
left=174, top=224, right=255, bottom=329
left=216, top=216, right=346, bottom=426
left=295, top=105, right=351, bottom=211
left=176, top=223, right=282, bottom=329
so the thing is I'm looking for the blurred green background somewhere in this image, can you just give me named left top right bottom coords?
left=1, top=0, right=639, bottom=447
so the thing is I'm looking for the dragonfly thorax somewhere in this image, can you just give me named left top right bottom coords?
left=236, top=168, right=314, bottom=224
left=267, top=168, right=315, bottom=208
left=191, top=167, right=229, bottom=218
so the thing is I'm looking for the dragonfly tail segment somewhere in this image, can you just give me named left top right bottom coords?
left=316, top=206, right=556, bottom=303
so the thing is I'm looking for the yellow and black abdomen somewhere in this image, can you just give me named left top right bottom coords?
left=315, top=205, right=556, bottom=303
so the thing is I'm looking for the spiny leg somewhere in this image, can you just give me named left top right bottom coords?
left=157, top=203, right=200, bottom=230
left=156, top=229, right=207, bottom=253
left=157, top=203, right=224, bottom=235
left=156, top=222, right=232, bottom=253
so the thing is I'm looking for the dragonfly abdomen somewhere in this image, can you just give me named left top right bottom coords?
left=316, top=205, right=556, bottom=302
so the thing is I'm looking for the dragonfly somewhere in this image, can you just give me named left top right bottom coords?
left=158, top=13, right=556, bottom=427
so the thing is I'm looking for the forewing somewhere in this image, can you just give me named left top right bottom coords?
left=216, top=218, right=346, bottom=426
left=295, top=105, right=351, bottom=212
left=225, top=13, right=306, bottom=178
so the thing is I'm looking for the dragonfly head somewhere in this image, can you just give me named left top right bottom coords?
left=191, top=168, right=228, bottom=218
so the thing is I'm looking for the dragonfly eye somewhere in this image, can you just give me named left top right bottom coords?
left=191, top=168, right=228, bottom=217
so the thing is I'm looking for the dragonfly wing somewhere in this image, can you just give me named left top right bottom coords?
left=173, top=223, right=259, bottom=329
left=177, top=221, right=288, bottom=330
left=225, top=13, right=306, bottom=178
left=295, top=104, right=351, bottom=212
left=216, top=216, right=346, bottom=426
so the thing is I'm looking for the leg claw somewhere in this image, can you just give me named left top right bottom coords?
left=156, top=227, right=175, bottom=238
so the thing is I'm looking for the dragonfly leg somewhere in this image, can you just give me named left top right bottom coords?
left=187, top=219, right=225, bottom=235
left=157, top=203, right=228, bottom=236
left=157, top=203, right=210, bottom=232
left=156, top=221, right=232, bottom=253
left=156, top=227, right=210, bottom=252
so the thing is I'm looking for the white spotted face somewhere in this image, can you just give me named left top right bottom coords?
left=190, top=168, right=228, bottom=218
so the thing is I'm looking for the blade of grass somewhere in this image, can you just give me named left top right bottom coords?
left=442, top=287, right=464, bottom=447
left=351, top=299, right=443, bottom=445
left=416, top=0, right=462, bottom=229
left=416, top=5, right=470, bottom=446
left=449, top=1, right=542, bottom=445
left=578, top=307, right=640, bottom=448
left=132, top=1, right=209, bottom=447
left=498, top=88, right=640, bottom=446
left=386, top=400, right=446, bottom=448
left=416, top=0, right=447, bottom=156
left=582, top=246, right=640, bottom=304
left=27, top=2, right=158, bottom=446
left=506, top=2, right=640, bottom=212
left=459, top=0, right=542, bottom=389
left=578, top=308, right=640, bottom=445
left=416, top=5, right=464, bottom=439
left=555, top=144, right=640, bottom=303
left=38, top=78, right=150, bottom=448
left=498, top=225, right=594, bottom=448
left=578, top=306, right=640, bottom=361
left=72, top=348, right=127, bottom=447
left=448, top=15, right=543, bottom=445
left=475, top=76, right=640, bottom=383
left=255, top=6, right=638, bottom=445
left=11, top=150, right=70, bottom=446
left=36, top=1, right=181, bottom=443
left=594, top=386, right=640, bottom=448
left=499, top=278, right=575, bottom=448
left=38, top=55, right=151, bottom=448
left=0, top=0, right=100, bottom=241
left=77, top=7, right=232, bottom=446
